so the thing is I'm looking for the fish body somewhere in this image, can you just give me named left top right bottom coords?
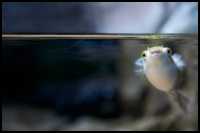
left=135, top=46, right=188, bottom=113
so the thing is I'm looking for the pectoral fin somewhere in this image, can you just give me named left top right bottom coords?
left=172, top=53, right=186, bottom=72
left=134, top=68, right=144, bottom=78
left=134, top=57, right=144, bottom=78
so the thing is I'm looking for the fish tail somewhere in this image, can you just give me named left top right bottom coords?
left=168, top=89, right=189, bottom=114
left=176, top=89, right=189, bottom=114
left=168, top=89, right=177, bottom=102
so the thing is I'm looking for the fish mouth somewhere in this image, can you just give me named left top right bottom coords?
left=150, top=50, right=162, bottom=54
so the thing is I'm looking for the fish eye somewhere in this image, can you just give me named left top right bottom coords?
left=142, top=52, right=146, bottom=59
left=167, top=48, right=172, bottom=55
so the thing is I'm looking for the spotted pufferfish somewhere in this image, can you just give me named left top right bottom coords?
left=134, top=45, right=189, bottom=113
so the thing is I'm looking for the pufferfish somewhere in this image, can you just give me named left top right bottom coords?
left=134, top=45, right=189, bottom=113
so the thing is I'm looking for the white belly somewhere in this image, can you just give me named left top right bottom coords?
left=145, top=64, right=177, bottom=92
